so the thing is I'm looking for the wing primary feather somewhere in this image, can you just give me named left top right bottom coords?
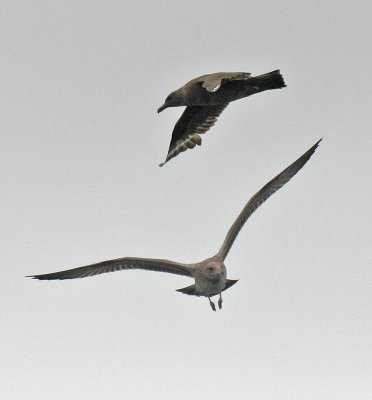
left=27, top=257, right=195, bottom=280
left=217, top=139, right=322, bottom=260
left=159, top=104, right=228, bottom=166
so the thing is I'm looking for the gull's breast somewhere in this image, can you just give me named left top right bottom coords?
left=195, top=275, right=226, bottom=297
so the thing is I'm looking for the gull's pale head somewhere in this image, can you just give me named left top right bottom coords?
left=200, top=261, right=226, bottom=283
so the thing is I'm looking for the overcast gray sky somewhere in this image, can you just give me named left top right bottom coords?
left=1, top=1, right=371, bottom=399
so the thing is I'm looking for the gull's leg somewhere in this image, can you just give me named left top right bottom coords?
left=218, top=293, right=223, bottom=309
left=208, top=297, right=216, bottom=311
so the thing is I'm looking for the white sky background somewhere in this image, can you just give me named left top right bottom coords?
left=1, top=1, right=371, bottom=399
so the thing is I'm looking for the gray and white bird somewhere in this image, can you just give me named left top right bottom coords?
left=28, top=139, right=321, bottom=311
left=158, top=70, right=286, bottom=166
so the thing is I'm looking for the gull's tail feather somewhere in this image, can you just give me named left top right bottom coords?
left=223, top=279, right=239, bottom=291
left=176, top=284, right=201, bottom=296
left=177, top=279, right=239, bottom=297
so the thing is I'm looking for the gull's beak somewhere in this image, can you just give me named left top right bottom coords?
left=157, top=102, right=167, bottom=113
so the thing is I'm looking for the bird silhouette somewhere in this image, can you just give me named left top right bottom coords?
left=158, top=70, right=286, bottom=166
left=28, top=139, right=321, bottom=311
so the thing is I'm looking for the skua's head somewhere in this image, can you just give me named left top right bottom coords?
left=157, top=89, right=185, bottom=113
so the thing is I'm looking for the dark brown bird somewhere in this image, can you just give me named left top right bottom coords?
left=28, top=140, right=321, bottom=311
left=157, top=70, right=286, bottom=166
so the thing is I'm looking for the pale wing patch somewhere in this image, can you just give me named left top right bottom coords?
left=202, top=72, right=251, bottom=92
left=159, top=104, right=228, bottom=166
left=202, top=80, right=222, bottom=92
left=160, top=134, right=203, bottom=167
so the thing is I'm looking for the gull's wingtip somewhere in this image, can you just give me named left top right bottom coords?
left=310, top=138, right=323, bottom=152
left=299, top=138, right=322, bottom=164
left=26, top=273, right=55, bottom=280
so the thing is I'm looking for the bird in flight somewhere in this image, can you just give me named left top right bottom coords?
left=28, top=139, right=321, bottom=311
left=158, top=70, right=286, bottom=166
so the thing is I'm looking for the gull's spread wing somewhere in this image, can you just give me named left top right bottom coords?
left=218, top=139, right=322, bottom=260
left=28, top=257, right=195, bottom=280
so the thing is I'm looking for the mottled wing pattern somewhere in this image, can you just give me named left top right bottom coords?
left=28, top=257, right=195, bottom=280
left=218, top=139, right=322, bottom=260
left=159, top=104, right=228, bottom=166
left=202, top=72, right=251, bottom=92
